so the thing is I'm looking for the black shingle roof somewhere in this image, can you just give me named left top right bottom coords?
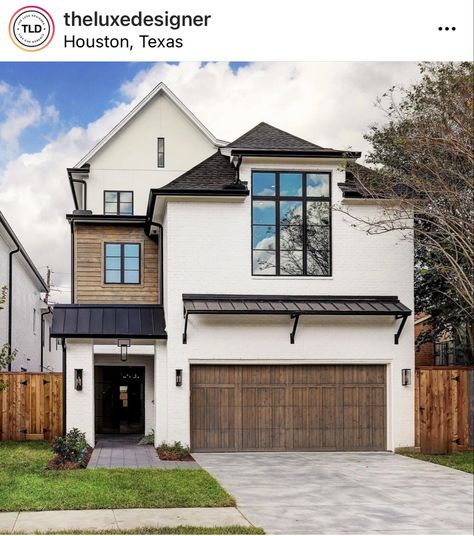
left=227, top=122, right=327, bottom=151
left=158, top=151, right=248, bottom=194
left=51, top=304, right=167, bottom=339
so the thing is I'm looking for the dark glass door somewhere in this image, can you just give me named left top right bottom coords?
left=95, top=366, right=145, bottom=434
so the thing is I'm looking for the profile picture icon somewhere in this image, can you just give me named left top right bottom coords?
left=9, top=6, right=55, bottom=51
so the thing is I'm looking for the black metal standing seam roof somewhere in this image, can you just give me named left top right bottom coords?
left=51, top=304, right=167, bottom=339
left=182, top=294, right=412, bottom=316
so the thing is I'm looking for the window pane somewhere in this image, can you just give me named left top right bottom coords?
left=307, top=226, right=330, bottom=251
left=105, top=202, right=117, bottom=214
left=120, top=192, right=133, bottom=203
left=158, top=153, right=165, bottom=167
left=106, top=257, right=121, bottom=270
left=105, top=270, right=121, bottom=283
left=280, top=251, right=303, bottom=275
left=119, top=202, right=133, bottom=215
left=158, top=138, right=164, bottom=151
left=252, top=172, right=276, bottom=196
left=280, top=173, right=302, bottom=196
left=252, top=201, right=275, bottom=224
left=105, top=244, right=121, bottom=257
left=307, top=250, right=330, bottom=276
left=280, top=225, right=303, bottom=250
left=280, top=201, right=303, bottom=225
left=252, top=250, right=276, bottom=275
left=105, top=191, right=118, bottom=202
left=124, top=270, right=139, bottom=284
left=124, top=244, right=139, bottom=257
left=307, top=173, right=330, bottom=197
left=124, top=257, right=139, bottom=270
left=252, top=225, right=275, bottom=250
left=307, top=202, right=330, bottom=225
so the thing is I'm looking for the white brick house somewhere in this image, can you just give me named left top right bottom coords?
left=52, top=83, right=414, bottom=451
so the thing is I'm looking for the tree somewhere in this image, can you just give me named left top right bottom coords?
left=341, top=62, right=473, bottom=358
left=0, top=286, right=17, bottom=391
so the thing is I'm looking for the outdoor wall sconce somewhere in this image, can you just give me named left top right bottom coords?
left=117, top=339, right=131, bottom=362
left=74, top=369, right=83, bottom=391
left=401, top=368, right=411, bottom=386
left=176, top=369, right=183, bottom=387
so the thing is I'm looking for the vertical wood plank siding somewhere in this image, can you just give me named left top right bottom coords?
left=74, top=223, right=159, bottom=304
left=0, top=373, right=63, bottom=441
left=415, top=367, right=474, bottom=454
left=191, top=365, right=386, bottom=452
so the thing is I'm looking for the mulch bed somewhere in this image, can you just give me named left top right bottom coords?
left=157, top=448, right=195, bottom=462
left=47, top=446, right=93, bottom=470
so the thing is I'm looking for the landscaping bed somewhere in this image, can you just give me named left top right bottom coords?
left=157, top=441, right=195, bottom=462
left=0, top=441, right=235, bottom=512
left=397, top=450, right=474, bottom=474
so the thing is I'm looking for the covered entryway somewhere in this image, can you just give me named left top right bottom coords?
left=191, top=365, right=386, bottom=451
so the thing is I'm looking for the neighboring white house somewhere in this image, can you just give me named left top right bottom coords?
left=52, top=83, right=414, bottom=451
left=0, top=210, right=61, bottom=372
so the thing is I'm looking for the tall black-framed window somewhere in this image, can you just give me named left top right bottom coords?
left=104, top=243, right=141, bottom=284
left=157, top=137, right=165, bottom=168
left=104, top=191, right=134, bottom=215
left=251, top=170, right=331, bottom=276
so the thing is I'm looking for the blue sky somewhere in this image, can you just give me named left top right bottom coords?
left=0, top=61, right=248, bottom=154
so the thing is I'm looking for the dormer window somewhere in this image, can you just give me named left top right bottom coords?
left=104, top=191, right=133, bottom=215
left=251, top=171, right=331, bottom=276
left=157, top=137, right=165, bottom=168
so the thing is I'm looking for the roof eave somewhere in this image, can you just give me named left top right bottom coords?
left=231, top=149, right=362, bottom=158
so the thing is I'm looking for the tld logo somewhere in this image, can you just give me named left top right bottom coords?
left=9, top=6, right=55, bottom=51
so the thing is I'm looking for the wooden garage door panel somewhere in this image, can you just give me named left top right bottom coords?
left=191, top=365, right=386, bottom=452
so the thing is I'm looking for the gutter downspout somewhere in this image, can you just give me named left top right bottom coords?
left=40, top=307, right=53, bottom=372
left=146, top=190, right=164, bottom=306
left=62, top=338, right=67, bottom=435
left=7, top=246, right=20, bottom=371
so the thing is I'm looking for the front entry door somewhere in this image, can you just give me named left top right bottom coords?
left=95, top=366, right=145, bottom=434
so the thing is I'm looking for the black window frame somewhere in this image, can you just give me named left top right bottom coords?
left=103, top=190, right=134, bottom=216
left=251, top=170, right=332, bottom=277
left=157, top=137, right=165, bottom=168
left=104, top=242, right=142, bottom=285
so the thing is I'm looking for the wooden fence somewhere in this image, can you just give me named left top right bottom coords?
left=415, top=367, right=474, bottom=454
left=0, top=373, right=63, bottom=441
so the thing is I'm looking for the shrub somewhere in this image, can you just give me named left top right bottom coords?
left=138, top=430, right=155, bottom=445
left=158, top=441, right=191, bottom=456
left=52, top=428, right=89, bottom=463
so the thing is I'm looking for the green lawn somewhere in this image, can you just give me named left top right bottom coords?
left=398, top=450, right=474, bottom=474
left=0, top=442, right=235, bottom=512
left=32, top=527, right=264, bottom=535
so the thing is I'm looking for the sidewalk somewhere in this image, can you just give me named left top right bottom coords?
left=0, top=507, right=251, bottom=534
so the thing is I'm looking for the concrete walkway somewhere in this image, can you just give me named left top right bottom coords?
left=195, top=452, right=474, bottom=535
left=88, top=435, right=200, bottom=469
left=0, top=507, right=251, bottom=533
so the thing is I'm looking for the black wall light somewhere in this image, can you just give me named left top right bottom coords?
left=176, top=369, right=183, bottom=387
left=117, top=339, right=131, bottom=362
left=74, top=369, right=83, bottom=391
left=401, top=368, right=411, bottom=386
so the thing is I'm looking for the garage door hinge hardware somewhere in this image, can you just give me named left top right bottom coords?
left=452, top=375, right=460, bottom=382
left=290, top=314, right=300, bottom=344
left=394, top=315, right=408, bottom=345
left=43, top=427, right=49, bottom=433
left=452, top=437, right=461, bottom=444
left=43, top=379, right=50, bottom=385
left=20, top=380, right=28, bottom=385
left=20, top=429, right=27, bottom=434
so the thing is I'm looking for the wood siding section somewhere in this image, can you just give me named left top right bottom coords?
left=74, top=223, right=160, bottom=304
left=0, top=373, right=63, bottom=441
left=415, top=367, right=474, bottom=453
left=191, top=365, right=386, bottom=452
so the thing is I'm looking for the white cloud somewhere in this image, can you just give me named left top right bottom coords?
left=0, top=62, right=421, bottom=302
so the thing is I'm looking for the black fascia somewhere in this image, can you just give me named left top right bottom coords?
left=150, top=188, right=249, bottom=197
left=67, top=214, right=147, bottom=223
left=231, top=149, right=362, bottom=158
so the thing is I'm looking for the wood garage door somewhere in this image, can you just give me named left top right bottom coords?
left=190, top=365, right=386, bottom=452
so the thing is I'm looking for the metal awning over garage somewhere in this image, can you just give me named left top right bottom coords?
left=51, top=304, right=167, bottom=339
left=182, top=294, right=411, bottom=344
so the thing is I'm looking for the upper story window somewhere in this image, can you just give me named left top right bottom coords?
left=104, top=243, right=141, bottom=284
left=157, top=137, right=165, bottom=168
left=251, top=171, right=331, bottom=276
left=104, top=191, right=134, bottom=215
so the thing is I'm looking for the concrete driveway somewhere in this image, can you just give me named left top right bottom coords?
left=194, top=452, right=474, bottom=534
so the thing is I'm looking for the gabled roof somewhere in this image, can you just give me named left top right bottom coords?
left=75, top=82, right=227, bottom=167
left=155, top=151, right=248, bottom=195
left=0, top=210, right=48, bottom=292
left=226, top=122, right=360, bottom=158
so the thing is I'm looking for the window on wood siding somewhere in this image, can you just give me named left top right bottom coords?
left=251, top=171, right=331, bottom=276
left=104, top=243, right=141, bottom=284
left=104, top=191, right=134, bottom=215
left=157, top=137, right=165, bottom=168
